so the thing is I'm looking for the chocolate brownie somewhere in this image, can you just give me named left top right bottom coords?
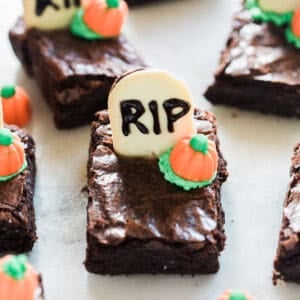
left=9, top=18, right=145, bottom=129
left=0, top=126, right=36, bottom=253
left=86, top=109, right=228, bottom=275
left=274, top=144, right=300, bottom=284
left=205, top=8, right=300, bottom=118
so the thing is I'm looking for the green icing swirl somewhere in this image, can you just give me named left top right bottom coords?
left=2, top=255, right=28, bottom=280
left=245, top=0, right=293, bottom=26
left=70, top=9, right=103, bottom=40
left=285, top=26, right=300, bottom=48
left=0, top=161, right=27, bottom=182
left=158, top=149, right=216, bottom=191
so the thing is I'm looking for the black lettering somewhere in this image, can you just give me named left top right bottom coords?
left=64, top=0, right=70, bottom=7
left=149, top=100, right=161, bottom=135
left=120, top=100, right=149, bottom=136
left=36, top=0, right=60, bottom=16
left=64, top=0, right=81, bottom=8
left=36, top=0, right=81, bottom=16
left=163, top=99, right=191, bottom=133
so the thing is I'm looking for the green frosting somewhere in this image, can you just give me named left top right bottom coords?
left=0, top=161, right=27, bottom=183
left=0, top=128, right=14, bottom=146
left=229, top=290, right=247, bottom=300
left=285, top=26, right=300, bottom=48
left=107, top=0, right=119, bottom=8
left=70, top=9, right=103, bottom=40
left=245, top=0, right=293, bottom=26
left=159, top=149, right=216, bottom=191
left=2, top=255, right=28, bottom=280
left=190, top=134, right=209, bottom=154
left=1, top=85, right=16, bottom=98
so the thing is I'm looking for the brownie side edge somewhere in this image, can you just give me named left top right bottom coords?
left=273, top=144, right=300, bottom=284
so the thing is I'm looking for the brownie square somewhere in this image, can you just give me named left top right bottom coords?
left=273, top=144, right=300, bottom=284
left=205, top=8, right=300, bottom=118
left=0, top=126, right=36, bottom=253
left=86, top=109, right=228, bottom=275
left=9, top=18, right=145, bottom=129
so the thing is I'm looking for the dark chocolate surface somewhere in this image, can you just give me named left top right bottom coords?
left=205, top=9, right=300, bottom=117
left=88, top=109, right=227, bottom=247
left=274, top=144, right=300, bottom=284
left=0, top=126, right=36, bottom=253
left=9, top=18, right=145, bottom=128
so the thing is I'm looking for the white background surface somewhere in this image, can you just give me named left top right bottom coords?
left=1, top=0, right=300, bottom=299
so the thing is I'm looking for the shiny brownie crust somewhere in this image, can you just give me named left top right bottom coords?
left=205, top=9, right=300, bottom=118
left=274, top=144, right=300, bottom=284
left=0, top=126, right=36, bottom=253
left=86, top=109, right=228, bottom=275
left=9, top=18, right=145, bottom=129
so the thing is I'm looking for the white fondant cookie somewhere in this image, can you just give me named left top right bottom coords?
left=258, top=0, right=300, bottom=13
left=108, top=69, right=196, bottom=157
left=23, top=0, right=83, bottom=30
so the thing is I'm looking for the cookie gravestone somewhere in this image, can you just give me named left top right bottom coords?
left=258, top=0, right=300, bottom=13
left=23, top=0, right=82, bottom=30
left=108, top=69, right=196, bottom=157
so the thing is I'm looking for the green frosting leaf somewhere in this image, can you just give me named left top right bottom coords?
left=190, top=134, right=209, bottom=154
left=107, top=0, right=119, bottom=8
left=0, top=161, right=27, bottom=182
left=1, top=85, right=16, bottom=99
left=2, top=255, right=28, bottom=280
left=229, top=290, right=247, bottom=300
left=0, top=128, right=14, bottom=146
left=70, top=9, right=103, bottom=40
left=158, top=149, right=216, bottom=191
left=285, top=26, right=300, bottom=48
left=245, top=0, right=293, bottom=26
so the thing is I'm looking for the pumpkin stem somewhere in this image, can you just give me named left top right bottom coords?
left=106, top=0, right=119, bottom=8
left=0, top=128, right=14, bottom=146
left=189, top=134, right=209, bottom=154
left=2, top=255, right=28, bottom=280
left=1, top=85, right=16, bottom=99
left=229, top=291, right=247, bottom=300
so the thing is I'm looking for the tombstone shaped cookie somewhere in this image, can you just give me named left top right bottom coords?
left=258, top=0, right=300, bottom=13
left=23, top=0, right=83, bottom=30
left=85, top=69, right=229, bottom=275
left=108, top=69, right=196, bottom=157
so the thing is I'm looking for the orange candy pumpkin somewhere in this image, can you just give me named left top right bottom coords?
left=83, top=0, right=128, bottom=37
left=170, top=134, right=218, bottom=182
left=0, top=255, right=40, bottom=300
left=1, top=85, right=31, bottom=127
left=0, top=128, right=26, bottom=180
left=292, top=9, right=300, bottom=38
